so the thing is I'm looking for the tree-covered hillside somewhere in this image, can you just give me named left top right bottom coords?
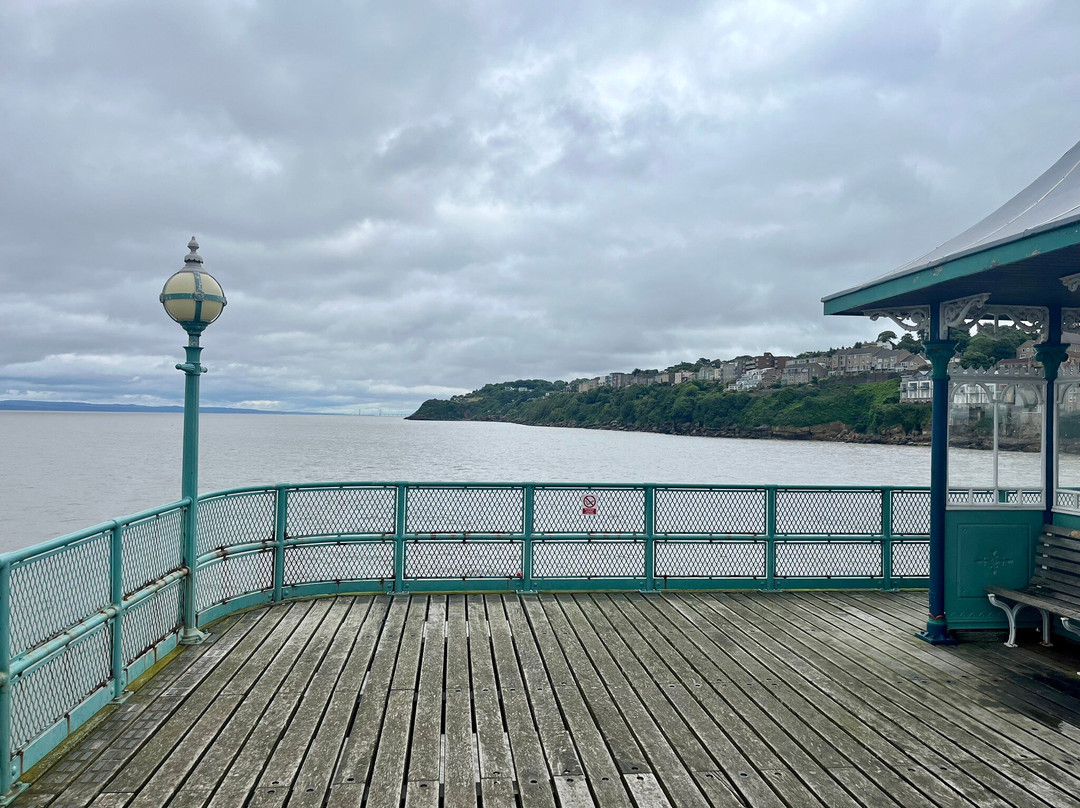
left=409, top=377, right=930, bottom=443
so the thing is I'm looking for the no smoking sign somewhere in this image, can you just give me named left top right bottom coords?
left=582, top=494, right=598, bottom=515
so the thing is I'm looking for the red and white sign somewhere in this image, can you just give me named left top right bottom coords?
left=582, top=494, right=597, bottom=515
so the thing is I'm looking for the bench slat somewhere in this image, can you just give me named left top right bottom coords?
left=1040, top=533, right=1080, bottom=551
left=1036, top=555, right=1080, bottom=576
left=1042, top=523, right=1080, bottom=540
left=1037, top=543, right=1080, bottom=565
left=986, top=586, right=1080, bottom=621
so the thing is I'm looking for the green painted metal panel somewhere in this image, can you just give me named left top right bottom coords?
left=944, top=508, right=1043, bottom=629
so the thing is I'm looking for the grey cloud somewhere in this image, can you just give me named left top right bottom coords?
left=3, top=0, right=1080, bottom=412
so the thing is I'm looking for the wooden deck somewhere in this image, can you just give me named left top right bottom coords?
left=14, top=591, right=1080, bottom=808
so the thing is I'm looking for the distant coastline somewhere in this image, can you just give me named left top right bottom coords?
left=0, top=400, right=303, bottom=415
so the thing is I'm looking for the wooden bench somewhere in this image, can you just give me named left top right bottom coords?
left=987, top=524, right=1080, bottom=647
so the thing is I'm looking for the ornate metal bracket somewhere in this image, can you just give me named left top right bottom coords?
left=938, top=294, right=991, bottom=339
left=1061, top=272, right=1080, bottom=293
left=1063, top=308, right=1080, bottom=334
left=866, top=307, right=930, bottom=336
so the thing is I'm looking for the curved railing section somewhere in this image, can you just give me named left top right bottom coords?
left=0, top=482, right=930, bottom=797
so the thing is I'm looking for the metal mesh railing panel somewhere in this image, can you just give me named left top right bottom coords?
left=405, top=541, right=523, bottom=579
left=9, top=532, right=112, bottom=657
left=405, top=487, right=523, bottom=535
left=286, top=487, right=396, bottom=538
left=195, top=550, right=273, bottom=614
left=534, top=488, right=645, bottom=535
left=121, top=509, right=185, bottom=597
left=655, top=488, right=767, bottom=535
left=533, top=540, right=645, bottom=578
left=121, top=581, right=183, bottom=666
left=1056, top=489, right=1080, bottom=511
left=11, top=624, right=111, bottom=750
left=775, top=489, right=882, bottom=535
left=776, top=541, right=882, bottom=578
left=197, top=492, right=275, bottom=554
left=891, top=490, right=930, bottom=536
left=655, top=541, right=766, bottom=578
left=892, top=541, right=931, bottom=577
left=283, top=542, right=394, bottom=584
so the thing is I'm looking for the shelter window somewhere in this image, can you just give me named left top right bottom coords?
left=947, top=378, right=1044, bottom=507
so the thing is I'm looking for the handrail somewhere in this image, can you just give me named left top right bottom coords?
left=0, top=482, right=935, bottom=801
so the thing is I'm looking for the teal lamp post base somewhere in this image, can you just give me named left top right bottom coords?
left=180, top=627, right=209, bottom=645
left=917, top=615, right=957, bottom=646
left=0, top=781, right=28, bottom=806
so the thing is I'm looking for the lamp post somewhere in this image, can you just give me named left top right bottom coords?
left=161, top=237, right=227, bottom=644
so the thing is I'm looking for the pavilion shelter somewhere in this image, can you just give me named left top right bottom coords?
left=823, top=138, right=1080, bottom=642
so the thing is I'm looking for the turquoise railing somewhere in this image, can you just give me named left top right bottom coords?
left=0, top=482, right=930, bottom=796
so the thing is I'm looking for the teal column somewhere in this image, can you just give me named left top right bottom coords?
left=1036, top=307, right=1066, bottom=522
left=394, top=484, right=407, bottom=592
left=0, top=559, right=16, bottom=801
left=109, top=523, right=129, bottom=702
left=273, top=486, right=287, bottom=602
left=881, top=489, right=893, bottom=591
left=178, top=337, right=208, bottom=644
left=522, top=485, right=535, bottom=593
left=765, top=486, right=777, bottom=590
left=643, top=485, right=655, bottom=591
left=919, top=333, right=957, bottom=645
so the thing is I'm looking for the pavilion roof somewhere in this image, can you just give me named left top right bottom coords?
left=824, top=138, right=1080, bottom=316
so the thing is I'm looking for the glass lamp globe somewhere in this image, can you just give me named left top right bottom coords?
left=160, top=237, right=227, bottom=334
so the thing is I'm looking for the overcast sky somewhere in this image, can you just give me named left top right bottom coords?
left=2, top=0, right=1079, bottom=413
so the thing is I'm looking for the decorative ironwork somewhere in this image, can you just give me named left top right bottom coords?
left=1063, top=308, right=1080, bottom=334
left=939, top=294, right=991, bottom=339
left=866, top=307, right=930, bottom=335
left=1061, top=272, right=1080, bottom=293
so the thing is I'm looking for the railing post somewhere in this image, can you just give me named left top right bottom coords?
left=522, top=485, right=535, bottom=593
left=0, top=559, right=19, bottom=803
left=109, top=523, right=129, bottom=703
left=273, top=487, right=287, bottom=603
left=644, top=485, right=656, bottom=591
left=394, top=484, right=407, bottom=593
left=882, top=489, right=894, bottom=592
left=765, top=487, right=777, bottom=591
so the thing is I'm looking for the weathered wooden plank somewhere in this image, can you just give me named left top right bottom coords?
left=247, top=598, right=370, bottom=803
left=486, top=595, right=557, bottom=808
left=537, top=595, right=651, bottom=776
left=501, top=597, right=583, bottom=781
left=589, top=594, right=812, bottom=808
left=203, top=598, right=350, bottom=808
left=718, top=592, right=1058, bottom=808
left=102, top=601, right=325, bottom=799
left=443, top=594, right=477, bottom=808
left=467, top=594, right=515, bottom=805
left=553, top=595, right=712, bottom=808
left=521, top=595, right=635, bottom=807
left=403, top=780, right=439, bottom=808
left=34, top=606, right=281, bottom=807
left=286, top=597, right=390, bottom=808
left=364, top=690, right=417, bottom=808
left=405, top=596, right=446, bottom=786
left=331, top=595, right=410, bottom=791
left=623, top=593, right=908, bottom=808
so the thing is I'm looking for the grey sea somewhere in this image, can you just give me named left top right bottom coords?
left=0, top=411, right=1037, bottom=553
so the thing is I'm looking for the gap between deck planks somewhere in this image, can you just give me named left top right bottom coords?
left=14, top=591, right=1080, bottom=808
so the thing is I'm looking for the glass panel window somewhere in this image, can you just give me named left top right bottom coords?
left=949, top=379, right=1044, bottom=507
